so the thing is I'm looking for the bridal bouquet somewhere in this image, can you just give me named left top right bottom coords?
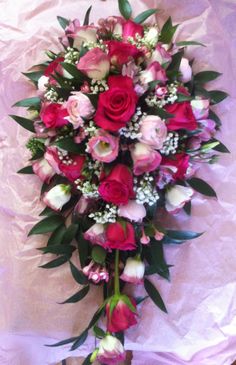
left=12, top=0, right=228, bottom=363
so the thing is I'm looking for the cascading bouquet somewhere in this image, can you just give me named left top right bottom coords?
left=11, top=0, right=228, bottom=364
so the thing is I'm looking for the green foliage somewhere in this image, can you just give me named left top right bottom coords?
left=9, top=115, right=35, bottom=133
left=187, top=177, right=217, bottom=197
left=134, top=9, right=157, bottom=24
left=13, top=97, right=41, bottom=109
left=57, top=16, right=69, bottom=30
left=144, top=278, right=167, bottom=313
left=194, top=71, right=221, bottom=84
left=69, top=261, right=88, bottom=285
left=83, top=6, right=92, bottom=26
left=118, top=0, right=132, bottom=19
left=59, top=285, right=90, bottom=304
left=209, top=90, right=228, bottom=105
left=17, top=166, right=34, bottom=174
left=159, top=17, right=178, bottom=44
left=55, top=137, right=84, bottom=153
left=92, top=245, right=107, bottom=265
left=39, top=255, right=68, bottom=269
left=176, top=40, right=205, bottom=47
left=28, top=215, right=65, bottom=236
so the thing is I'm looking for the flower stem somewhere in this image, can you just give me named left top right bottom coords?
left=114, top=249, right=120, bottom=295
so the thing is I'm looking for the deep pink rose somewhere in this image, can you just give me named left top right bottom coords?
left=59, top=155, right=85, bottom=182
left=40, top=103, right=69, bottom=128
left=98, top=164, right=134, bottom=205
left=87, top=130, right=119, bottom=163
left=44, top=57, right=64, bottom=84
left=161, top=153, right=190, bottom=180
left=77, top=48, right=110, bottom=80
left=131, top=142, right=162, bottom=176
left=165, top=102, right=197, bottom=131
left=107, top=40, right=143, bottom=67
left=94, top=75, right=138, bottom=132
left=106, top=296, right=137, bottom=332
left=122, top=20, right=144, bottom=40
left=105, top=222, right=136, bottom=251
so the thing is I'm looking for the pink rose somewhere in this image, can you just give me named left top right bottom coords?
left=122, top=20, right=144, bottom=40
left=66, top=91, right=95, bottom=129
left=59, top=155, right=85, bottom=182
left=107, top=40, right=143, bottom=68
left=84, top=223, right=106, bottom=246
left=140, top=61, right=167, bottom=85
left=44, top=146, right=61, bottom=174
left=138, top=115, right=167, bottom=149
left=87, top=130, right=119, bottom=163
left=165, top=185, right=194, bottom=213
left=40, top=102, right=68, bottom=129
left=77, top=48, right=110, bottom=80
left=161, top=153, right=190, bottom=180
left=150, top=44, right=172, bottom=65
left=131, top=142, right=162, bottom=176
left=179, top=58, right=192, bottom=83
left=191, top=99, right=210, bottom=120
left=118, top=200, right=146, bottom=222
left=32, top=158, right=55, bottom=183
left=64, top=19, right=97, bottom=49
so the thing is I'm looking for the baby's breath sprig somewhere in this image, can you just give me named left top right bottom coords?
left=160, top=132, right=179, bottom=155
left=64, top=47, right=80, bottom=64
left=145, top=82, right=179, bottom=108
left=119, top=107, right=145, bottom=140
left=89, top=204, right=117, bottom=224
left=134, top=173, right=159, bottom=205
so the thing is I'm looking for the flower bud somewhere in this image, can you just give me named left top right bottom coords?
left=97, top=335, right=126, bottom=365
left=120, top=256, right=145, bottom=284
left=43, top=184, right=71, bottom=211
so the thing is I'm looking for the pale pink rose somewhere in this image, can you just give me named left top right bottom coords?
left=120, top=257, right=145, bottom=284
left=66, top=91, right=95, bottom=129
left=43, top=184, right=71, bottom=211
left=96, top=335, right=126, bottom=365
left=66, top=19, right=97, bottom=49
left=44, top=146, right=61, bottom=174
left=191, top=99, right=210, bottom=120
left=77, top=48, right=110, bottom=80
left=131, top=142, right=162, bottom=176
left=165, top=185, right=194, bottom=213
left=84, top=223, right=106, bottom=246
left=32, top=158, right=55, bottom=183
left=139, top=115, right=167, bottom=149
left=150, top=43, right=172, bottom=65
left=140, top=61, right=167, bottom=85
left=87, top=130, right=119, bottom=163
left=179, top=58, right=192, bottom=83
left=118, top=200, right=146, bottom=222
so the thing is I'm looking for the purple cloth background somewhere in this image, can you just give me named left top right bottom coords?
left=0, top=0, right=236, bottom=364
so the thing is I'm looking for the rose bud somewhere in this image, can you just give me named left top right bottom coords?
left=140, top=61, right=167, bottom=85
left=120, top=256, right=145, bottom=284
left=161, top=153, right=190, bottom=181
left=165, top=185, right=194, bottom=213
left=66, top=91, right=95, bottom=129
left=77, top=48, right=110, bottom=80
left=150, top=43, right=172, bottom=65
left=84, top=223, right=106, bottom=246
left=118, top=200, right=146, bottom=222
left=40, top=102, right=69, bottom=129
left=32, top=158, right=55, bottom=184
left=87, top=130, right=119, bottom=163
left=59, top=155, right=85, bottom=182
left=43, top=57, right=64, bottom=84
left=96, top=335, right=126, bottom=365
left=190, top=98, right=210, bottom=120
left=122, top=19, right=144, bottom=40
left=74, top=195, right=91, bottom=215
left=104, top=222, right=136, bottom=251
left=155, top=85, right=168, bottom=99
left=138, top=115, right=167, bottom=149
left=140, top=228, right=150, bottom=245
left=37, top=75, right=49, bottom=93
left=43, top=184, right=71, bottom=211
left=130, top=142, right=162, bottom=176
left=179, top=58, right=192, bottom=83
left=106, top=295, right=137, bottom=333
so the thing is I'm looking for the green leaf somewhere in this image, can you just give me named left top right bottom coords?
left=55, top=137, right=84, bottom=153
left=159, top=17, right=178, bottom=44
left=70, top=330, right=88, bottom=351
left=167, top=50, right=184, bottom=73
left=17, top=165, right=34, bottom=174
left=194, top=71, right=222, bottom=84
left=91, top=245, right=107, bottom=265
left=176, top=40, right=206, bottom=47
left=61, top=62, right=86, bottom=81
left=39, top=206, right=57, bottom=217
left=183, top=200, right=191, bottom=215
left=93, top=325, right=106, bottom=339
left=39, top=255, right=68, bottom=269
left=81, top=353, right=92, bottom=365
left=60, top=285, right=90, bottom=304
left=47, top=225, right=67, bottom=245
left=187, top=177, right=217, bottom=197
left=166, top=230, right=203, bottom=241
left=22, top=70, right=44, bottom=83
left=86, top=93, right=98, bottom=109
left=208, top=110, right=222, bottom=128
left=134, top=9, right=157, bottom=24
left=150, top=241, right=170, bottom=280
left=88, top=307, right=105, bottom=329
left=13, top=97, right=41, bottom=109
left=61, top=224, right=78, bottom=245
left=9, top=115, right=35, bottom=133
left=69, top=261, right=88, bottom=285
left=57, top=16, right=69, bottom=30
left=209, top=90, right=228, bottom=105
left=46, top=336, right=78, bottom=347
left=28, top=215, right=65, bottom=236
left=76, top=232, right=90, bottom=268
left=211, top=139, right=230, bottom=153
left=144, top=278, right=167, bottom=313
left=39, top=244, right=76, bottom=256
left=177, top=93, right=192, bottom=102
left=83, top=6, right=92, bottom=26
left=147, top=107, right=174, bottom=119
left=118, top=0, right=132, bottom=19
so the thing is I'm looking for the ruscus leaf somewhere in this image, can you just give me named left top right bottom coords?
left=69, top=261, right=88, bottom=285
left=39, top=255, right=68, bottom=269
left=134, top=9, right=157, bottom=24
left=209, top=90, right=228, bottom=105
left=10, top=115, right=35, bottom=133
left=144, top=278, right=167, bottom=313
left=57, top=16, right=69, bottom=30
left=194, top=70, right=222, bottom=83
left=17, top=166, right=34, bottom=174
left=60, top=285, right=90, bottom=304
left=118, top=0, right=132, bottom=20
left=187, top=177, right=217, bottom=197
left=83, top=6, right=92, bottom=26
left=70, top=330, right=88, bottom=351
left=28, top=215, right=65, bottom=236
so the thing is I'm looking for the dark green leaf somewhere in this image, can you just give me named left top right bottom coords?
left=22, top=70, right=44, bottom=83
left=150, top=241, right=170, bottom=280
left=70, top=330, right=88, bottom=351
left=55, top=137, right=84, bottom=154
left=57, top=16, right=69, bottom=30
left=69, top=261, right=88, bottom=285
left=93, top=325, right=106, bottom=339
left=76, top=232, right=90, bottom=268
left=115, top=331, right=124, bottom=345
left=61, top=224, right=78, bottom=245
left=166, top=230, right=203, bottom=241
left=13, top=97, right=41, bottom=109
left=177, top=93, right=192, bottom=102
left=209, top=90, right=228, bottom=105
left=39, top=255, right=68, bottom=269
left=211, top=139, right=230, bottom=153
left=39, top=244, right=75, bottom=256
left=208, top=109, right=222, bottom=128
left=83, top=6, right=92, bottom=26
left=118, top=0, right=132, bottom=19
left=135, top=296, right=149, bottom=305
left=47, top=225, right=67, bottom=246
left=81, top=353, right=92, bottom=365
left=194, top=71, right=222, bottom=84
left=9, top=115, right=35, bottom=133
left=28, top=215, right=65, bottom=236
left=187, top=177, right=217, bottom=197
left=88, top=307, right=104, bottom=329
left=144, top=278, right=167, bottom=313
left=91, top=245, right=106, bottom=265
left=61, top=62, right=86, bottom=81
left=17, top=166, right=34, bottom=174
left=167, top=50, right=184, bottom=73
left=159, top=17, right=178, bottom=44
left=134, top=9, right=157, bottom=24
left=176, top=40, right=206, bottom=47
left=86, top=93, right=98, bottom=109
left=183, top=200, right=191, bottom=215
left=194, top=85, right=210, bottom=98
left=146, top=107, right=174, bottom=119
left=46, top=336, right=78, bottom=347
left=60, top=285, right=90, bottom=304
left=39, top=206, right=57, bottom=217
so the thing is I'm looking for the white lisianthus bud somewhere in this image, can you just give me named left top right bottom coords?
left=120, top=256, right=145, bottom=284
left=37, top=75, right=49, bottom=92
left=43, top=184, right=71, bottom=211
left=97, top=335, right=126, bottom=365
left=179, top=58, right=192, bottom=83
left=165, top=185, right=194, bottom=213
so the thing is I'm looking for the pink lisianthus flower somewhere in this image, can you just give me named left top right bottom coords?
left=138, top=115, right=167, bottom=149
left=165, top=185, right=194, bottom=213
left=82, top=260, right=109, bottom=284
left=32, top=158, right=55, bottom=183
left=87, top=130, right=119, bottom=163
left=66, top=91, right=95, bottom=129
left=84, top=223, right=106, bottom=246
left=43, top=184, right=71, bottom=211
left=96, top=335, right=126, bottom=365
left=44, top=146, right=61, bottom=175
left=118, top=200, right=146, bottom=222
left=179, top=58, right=192, bottom=83
left=98, top=16, right=124, bottom=37
left=150, top=43, right=172, bottom=65
left=131, top=142, right=162, bottom=176
left=140, top=61, right=167, bottom=85
left=197, top=119, right=216, bottom=140
left=120, top=256, right=145, bottom=284
left=191, top=99, right=210, bottom=120
left=40, top=102, right=69, bottom=129
left=77, top=48, right=110, bottom=80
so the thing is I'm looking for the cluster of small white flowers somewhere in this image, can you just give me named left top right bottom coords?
left=160, top=132, right=179, bottom=155
left=87, top=159, right=102, bottom=177
left=145, top=83, right=178, bottom=108
left=90, top=79, right=109, bottom=94
left=76, top=180, right=99, bottom=198
left=89, top=204, right=117, bottom=224
left=83, top=39, right=107, bottom=51
left=84, top=121, right=98, bottom=137
left=134, top=174, right=159, bottom=205
left=64, top=47, right=79, bottom=64
left=44, top=88, right=58, bottom=102
left=120, top=107, right=145, bottom=139
left=127, top=28, right=159, bottom=50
